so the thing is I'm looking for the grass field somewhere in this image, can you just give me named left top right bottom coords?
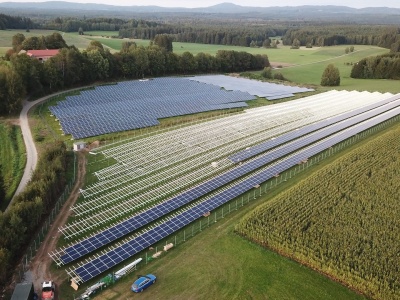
left=0, top=29, right=98, bottom=50
left=0, top=122, right=26, bottom=210
left=268, top=47, right=400, bottom=93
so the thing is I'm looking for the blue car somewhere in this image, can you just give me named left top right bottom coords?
left=131, top=274, right=156, bottom=293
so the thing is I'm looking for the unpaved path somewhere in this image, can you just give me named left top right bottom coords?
left=8, top=87, right=88, bottom=212
left=30, top=152, right=86, bottom=297
left=7, top=98, right=39, bottom=211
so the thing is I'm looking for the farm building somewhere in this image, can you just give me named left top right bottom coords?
left=20, top=49, right=60, bottom=62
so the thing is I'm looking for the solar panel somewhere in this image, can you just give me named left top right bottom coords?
left=188, top=75, right=314, bottom=99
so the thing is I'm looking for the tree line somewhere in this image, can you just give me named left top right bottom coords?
left=119, top=24, right=285, bottom=47
left=0, top=13, right=36, bottom=30
left=2, top=12, right=400, bottom=49
left=0, top=142, right=68, bottom=288
left=45, top=17, right=149, bottom=33
left=282, top=25, right=400, bottom=48
left=351, top=52, right=400, bottom=80
left=0, top=33, right=270, bottom=116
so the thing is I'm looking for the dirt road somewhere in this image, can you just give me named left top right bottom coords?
left=9, top=87, right=89, bottom=212
left=7, top=98, right=39, bottom=212
left=30, top=152, right=86, bottom=297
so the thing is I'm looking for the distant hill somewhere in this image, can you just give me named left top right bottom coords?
left=0, top=1, right=399, bottom=23
left=0, top=1, right=399, bottom=14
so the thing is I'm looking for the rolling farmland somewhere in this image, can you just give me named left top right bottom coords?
left=236, top=123, right=400, bottom=299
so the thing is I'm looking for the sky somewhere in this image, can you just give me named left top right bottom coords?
left=2, top=0, right=400, bottom=8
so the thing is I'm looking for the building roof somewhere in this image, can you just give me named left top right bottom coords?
left=11, top=282, right=33, bottom=300
left=26, top=49, right=60, bottom=57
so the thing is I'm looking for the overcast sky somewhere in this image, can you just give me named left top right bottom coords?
left=2, top=0, right=400, bottom=8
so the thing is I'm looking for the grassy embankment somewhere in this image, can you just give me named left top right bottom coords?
left=0, top=122, right=26, bottom=210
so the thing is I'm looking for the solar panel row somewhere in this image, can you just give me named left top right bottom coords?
left=70, top=104, right=400, bottom=283
left=58, top=95, right=400, bottom=266
left=189, top=75, right=314, bottom=99
left=229, top=94, right=400, bottom=162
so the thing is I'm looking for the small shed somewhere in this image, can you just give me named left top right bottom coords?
left=11, top=282, right=34, bottom=300
left=73, top=141, right=87, bottom=151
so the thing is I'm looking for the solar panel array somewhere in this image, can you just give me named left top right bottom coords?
left=54, top=93, right=400, bottom=268
left=68, top=99, right=400, bottom=283
left=49, top=78, right=257, bottom=139
left=189, top=75, right=314, bottom=100
left=47, top=89, right=400, bottom=283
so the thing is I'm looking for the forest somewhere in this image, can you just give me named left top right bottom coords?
left=282, top=25, right=400, bottom=48
left=2, top=12, right=400, bottom=48
left=351, top=52, right=400, bottom=80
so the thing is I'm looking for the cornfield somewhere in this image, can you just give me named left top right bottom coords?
left=236, top=125, right=400, bottom=300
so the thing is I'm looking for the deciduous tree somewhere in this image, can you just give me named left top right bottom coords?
left=321, top=64, right=340, bottom=86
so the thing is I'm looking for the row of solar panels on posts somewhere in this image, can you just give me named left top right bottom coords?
left=190, top=75, right=314, bottom=99
left=49, top=76, right=313, bottom=139
left=59, top=93, right=400, bottom=283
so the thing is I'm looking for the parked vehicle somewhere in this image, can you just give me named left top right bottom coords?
left=41, top=281, right=55, bottom=300
left=131, top=274, right=156, bottom=293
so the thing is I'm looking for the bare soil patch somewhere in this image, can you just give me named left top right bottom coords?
left=270, top=61, right=295, bottom=68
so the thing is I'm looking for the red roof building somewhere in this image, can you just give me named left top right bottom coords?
left=25, top=49, right=60, bottom=62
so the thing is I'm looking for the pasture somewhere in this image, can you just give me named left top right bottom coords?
left=0, top=122, right=26, bottom=210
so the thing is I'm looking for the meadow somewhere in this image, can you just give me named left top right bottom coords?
left=0, top=122, right=26, bottom=210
